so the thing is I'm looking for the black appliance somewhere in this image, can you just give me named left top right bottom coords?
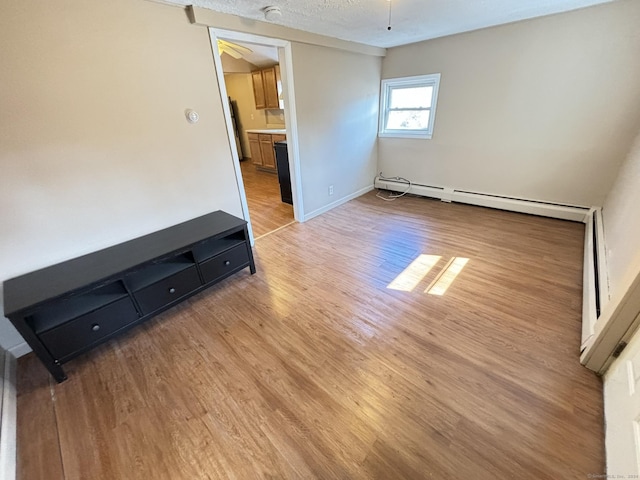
left=273, top=141, right=292, bottom=205
left=228, top=98, right=243, bottom=160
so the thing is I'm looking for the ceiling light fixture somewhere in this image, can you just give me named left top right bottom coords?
left=387, top=0, right=393, bottom=31
left=264, top=6, right=282, bottom=22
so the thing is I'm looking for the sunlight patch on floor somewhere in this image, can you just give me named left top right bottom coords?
left=387, top=254, right=441, bottom=292
left=387, top=254, right=469, bottom=296
left=426, top=257, right=469, bottom=296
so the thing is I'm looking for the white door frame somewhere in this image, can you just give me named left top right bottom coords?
left=604, top=326, right=640, bottom=476
left=207, top=28, right=305, bottom=245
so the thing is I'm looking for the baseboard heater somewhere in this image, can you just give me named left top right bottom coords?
left=373, top=178, right=590, bottom=222
left=592, top=213, right=602, bottom=318
left=581, top=207, right=608, bottom=352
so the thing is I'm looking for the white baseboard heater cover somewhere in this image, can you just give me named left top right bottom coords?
left=373, top=179, right=590, bottom=222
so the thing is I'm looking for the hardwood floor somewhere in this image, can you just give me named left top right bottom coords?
left=17, top=192, right=604, bottom=479
left=240, top=159, right=294, bottom=238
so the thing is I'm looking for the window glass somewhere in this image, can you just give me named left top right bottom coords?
left=379, top=74, right=441, bottom=138
left=387, top=110, right=431, bottom=130
left=389, top=86, right=433, bottom=109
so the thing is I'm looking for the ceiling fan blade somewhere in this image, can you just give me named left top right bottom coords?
left=218, top=40, right=252, bottom=56
left=223, top=47, right=244, bottom=59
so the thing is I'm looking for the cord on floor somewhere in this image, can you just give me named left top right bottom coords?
left=375, top=172, right=412, bottom=201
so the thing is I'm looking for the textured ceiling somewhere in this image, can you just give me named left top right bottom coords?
left=169, top=0, right=614, bottom=48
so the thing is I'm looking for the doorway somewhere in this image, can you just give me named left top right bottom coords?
left=208, top=29, right=303, bottom=243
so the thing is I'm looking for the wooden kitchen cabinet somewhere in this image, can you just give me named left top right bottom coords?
left=251, top=71, right=266, bottom=109
left=248, top=133, right=262, bottom=166
left=247, top=132, right=285, bottom=172
left=262, top=67, right=279, bottom=109
left=252, top=66, right=280, bottom=110
left=259, top=134, right=277, bottom=170
left=274, top=65, right=282, bottom=107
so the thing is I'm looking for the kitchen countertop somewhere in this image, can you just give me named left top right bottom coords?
left=245, top=129, right=286, bottom=134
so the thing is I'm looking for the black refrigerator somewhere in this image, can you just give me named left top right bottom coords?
left=228, top=98, right=243, bottom=160
left=273, top=141, right=292, bottom=205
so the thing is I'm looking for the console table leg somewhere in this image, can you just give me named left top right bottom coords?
left=48, top=362, right=68, bottom=383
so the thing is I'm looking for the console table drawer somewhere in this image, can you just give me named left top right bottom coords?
left=40, top=297, right=139, bottom=361
left=133, top=266, right=201, bottom=315
left=200, top=244, right=250, bottom=284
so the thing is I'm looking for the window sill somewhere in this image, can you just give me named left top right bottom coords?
left=378, top=131, right=433, bottom=139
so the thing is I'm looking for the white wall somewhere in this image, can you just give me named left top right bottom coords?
left=291, top=43, right=381, bottom=216
left=0, top=0, right=244, bottom=350
left=602, top=131, right=640, bottom=301
left=379, top=0, right=640, bottom=207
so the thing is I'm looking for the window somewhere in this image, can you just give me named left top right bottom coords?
left=378, top=73, right=441, bottom=139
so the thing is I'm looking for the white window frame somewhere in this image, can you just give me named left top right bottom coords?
left=378, top=73, right=441, bottom=139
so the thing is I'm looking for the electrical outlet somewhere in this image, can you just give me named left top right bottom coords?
left=329, top=185, right=334, bottom=196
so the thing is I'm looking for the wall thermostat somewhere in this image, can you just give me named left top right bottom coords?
left=185, top=109, right=199, bottom=124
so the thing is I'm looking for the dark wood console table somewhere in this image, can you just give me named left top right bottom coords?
left=3, top=211, right=255, bottom=382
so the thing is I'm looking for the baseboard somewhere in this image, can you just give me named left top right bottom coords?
left=8, top=343, right=30, bottom=358
left=0, top=350, right=17, bottom=480
left=303, top=185, right=374, bottom=222
left=373, top=179, right=590, bottom=222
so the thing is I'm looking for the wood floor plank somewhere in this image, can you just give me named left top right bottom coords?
left=17, top=191, right=604, bottom=479
left=240, top=159, right=294, bottom=238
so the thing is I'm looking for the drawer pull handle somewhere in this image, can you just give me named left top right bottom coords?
left=168, top=287, right=176, bottom=294
left=224, top=260, right=231, bottom=266
left=91, top=324, right=100, bottom=332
